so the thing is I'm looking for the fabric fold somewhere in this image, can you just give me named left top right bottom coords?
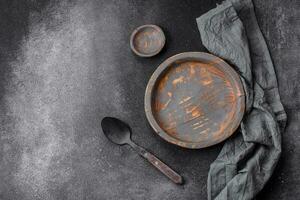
left=196, top=0, right=286, bottom=199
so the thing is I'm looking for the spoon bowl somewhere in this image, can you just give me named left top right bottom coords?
left=101, top=117, right=131, bottom=145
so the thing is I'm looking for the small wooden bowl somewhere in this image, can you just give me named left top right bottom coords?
left=130, top=25, right=165, bottom=57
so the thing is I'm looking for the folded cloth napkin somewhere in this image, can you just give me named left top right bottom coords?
left=196, top=0, right=287, bottom=199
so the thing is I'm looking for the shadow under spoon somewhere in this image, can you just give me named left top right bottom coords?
left=101, top=117, right=183, bottom=185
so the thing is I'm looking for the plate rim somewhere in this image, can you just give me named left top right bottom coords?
left=144, top=52, right=245, bottom=149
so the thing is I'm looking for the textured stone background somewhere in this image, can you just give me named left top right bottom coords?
left=0, top=0, right=299, bottom=199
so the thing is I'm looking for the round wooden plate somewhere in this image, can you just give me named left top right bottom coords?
left=145, top=52, right=245, bottom=149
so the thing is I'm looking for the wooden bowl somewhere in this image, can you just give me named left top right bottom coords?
left=145, top=52, right=245, bottom=149
left=130, top=25, right=165, bottom=57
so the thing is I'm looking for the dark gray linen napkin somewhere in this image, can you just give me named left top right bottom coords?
left=196, top=0, right=287, bottom=199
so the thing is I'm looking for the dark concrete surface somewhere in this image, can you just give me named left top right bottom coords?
left=0, top=0, right=299, bottom=199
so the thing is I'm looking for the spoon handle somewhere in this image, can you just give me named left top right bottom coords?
left=143, top=151, right=183, bottom=185
left=128, top=141, right=183, bottom=184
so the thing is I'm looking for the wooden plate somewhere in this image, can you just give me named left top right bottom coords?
left=145, top=52, right=245, bottom=149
